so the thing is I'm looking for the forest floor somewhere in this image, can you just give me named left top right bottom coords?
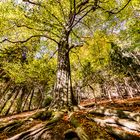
left=0, top=96, right=140, bottom=140
left=81, top=96, right=140, bottom=112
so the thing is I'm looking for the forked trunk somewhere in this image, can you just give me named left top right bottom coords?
left=51, top=39, right=77, bottom=110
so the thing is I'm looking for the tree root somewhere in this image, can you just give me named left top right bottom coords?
left=1, top=109, right=133, bottom=140
left=89, top=106, right=140, bottom=122
left=106, top=126, right=140, bottom=140
left=0, top=120, right=24, bottom=132
left=30, top=109, right=52, bottom=121
left=68, top=112, right=89, bottom=140
left=7, top=111, right=64, bottom=140
left=75, top=127, right=89, bottom=140
left=87, top=116, right=140, bottom=140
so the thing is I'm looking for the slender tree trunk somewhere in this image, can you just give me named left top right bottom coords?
left=0, top=86, right=17, bottom=114
left=51, top=38, right=77, bottom=110
left=113, top=80, right=123, bottom=99
left=106, top=85, right=113, bottom=102
left=21, top=88, right=31, bottom=111
left=88, top=84, right=97, bottom=104
left=28, top=89, right=34, bottom=111
left=16, top=88, right=24, bottom=113
left=0, top=81, right=11, bottom=101
left=5, top=88, right=19, bottom=116
left=124, top=78, right=134, bottom=98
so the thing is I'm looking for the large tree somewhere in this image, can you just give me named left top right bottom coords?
left=0, top=0, right=132, bottom=110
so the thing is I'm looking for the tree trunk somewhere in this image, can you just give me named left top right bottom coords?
left=124, top=78, right=134, bottom=98
left=28, top=89, right=34, bottom=111
left=88, top=84, right=97, bottom=104
left=51, top=39, right=77, bottom=110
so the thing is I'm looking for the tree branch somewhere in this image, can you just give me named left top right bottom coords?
left=47, top=49, right=58, bottom=63
left=99, top=0, right=132, bottom=15
left=23, top=0, right=65, bottom=29
left=71, top=0, right=98, bottom=29
left=0, top=35, right=58, bottom=44
left=23, top=0, right=42, bottom=6
left=71, top=7, right=94, bottom=29
left=68, top=44, right=83, bottom=53
left=16, top=24, right=60, bottom=38
left=24, top=14, right=62, bottom=31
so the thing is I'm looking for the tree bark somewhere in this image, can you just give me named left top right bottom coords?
left=0, top=86, right=17, bottom=114
left=88, top=84, right=97, bottom=104
left=28, top=89, right=34, bottom=111
left=51, top=37, right=77, bottom=110
left=21, top=88, right=31, bottom=111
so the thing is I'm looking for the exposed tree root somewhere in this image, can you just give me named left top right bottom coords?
left=8, top=111, right=64, bottom=140
left=0, top=120, right=24, bottom=133
left=106, top=125, right=140, bottom=140
left=1, top=104, right=140, bottom=140
left=89, top=106, right=140, bottom=122
left=88, top=116, right=140, bottom=132
left=0, top=109, right=114, bottom=140
left=69, top=112, right=89, bottom=140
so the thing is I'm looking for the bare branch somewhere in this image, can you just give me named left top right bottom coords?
left=70, top=0, right=98, bottom=29
left=24, top=14, right=62, bottom=31
left=69, top=0, right=91, bottom=28
left=71, top=7, right=94, bottom=29
left=16, top=24, right=61, bottom=38
left=77, top=0, right=89, bottom=11
left=47, top=49, right=58, bottom=62
left=99, top=0, right=132, bottom=15
left=68, top=44, right=83, bottom=53
left=23, top=0, right=41, bottom=6
left=0, top=35, right=58, bottom=44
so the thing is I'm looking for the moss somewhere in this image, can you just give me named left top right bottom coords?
left=46, top=111, right=64, bottom=125
left=50, top=119, right=73, bottom=140
left=4, top=121, right=23, bottom=132
left=73, top=113, right=113, bottom=140
left=31, top=110, right=52, bottom=121
left=42, top=96, right=52, bottom=107
left=70, top=115, right=80, bottom=128
left=0, top=120, right=23, bottom=132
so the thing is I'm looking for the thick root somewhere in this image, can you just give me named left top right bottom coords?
left=89, top=106, right=140, bottom=122
left=7, top=111, right=64, bottom=140
left=30, top=110, right=52, bottom=121
left=87, top=116, right=140, bottom=140
left=75, top=127, right=89, bottom=140
left=45, top=111, right=64, bottom=126
left=0, top=120, right=23, bottom=132
left=0, top=110, right=119, bottom=140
